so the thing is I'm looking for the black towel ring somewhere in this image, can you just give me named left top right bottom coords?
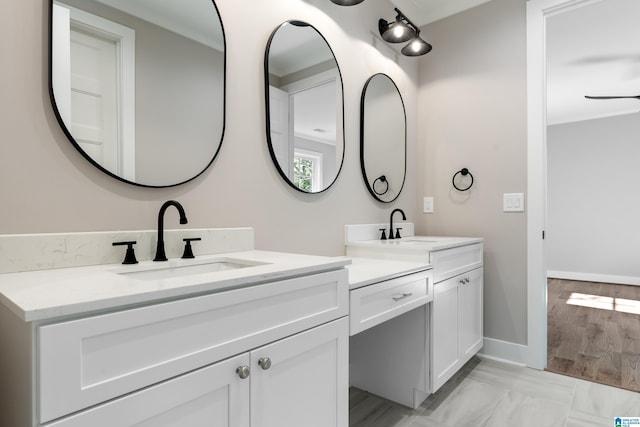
left=452, top=168, right=474, bottom=192
left=373, top=175, right=389, bottom=195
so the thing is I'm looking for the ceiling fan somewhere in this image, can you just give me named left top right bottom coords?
left=585, top=95, right=640, bottom=100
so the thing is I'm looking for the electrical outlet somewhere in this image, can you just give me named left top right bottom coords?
left=503, top=193, right=524, bottom=212
left=423, top=197, right=434, bottom=213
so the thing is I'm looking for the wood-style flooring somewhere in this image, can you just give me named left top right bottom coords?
left=547, top=278, right=640, bottom=392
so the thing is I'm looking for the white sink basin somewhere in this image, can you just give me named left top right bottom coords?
left=115, top=258, right=268, bottom=281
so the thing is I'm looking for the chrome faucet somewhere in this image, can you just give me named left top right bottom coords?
left=388, top=208, right=406, bottom=239
left=154, top=200, right=188, bottom=261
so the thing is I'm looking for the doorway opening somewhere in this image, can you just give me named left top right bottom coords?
left=528, top=0, right=640, bottom=389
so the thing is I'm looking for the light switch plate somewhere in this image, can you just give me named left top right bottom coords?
left=423, top=197, right=434, bottom=213
left=503, top=193, right=524, bottom=212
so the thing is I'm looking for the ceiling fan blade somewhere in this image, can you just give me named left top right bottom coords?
left=584, top=95, right=640, bottom=100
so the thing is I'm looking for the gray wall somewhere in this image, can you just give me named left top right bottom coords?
left=418, top=0, right=528, bottom=345
left=0, top=0, right=419, bottom=259
left=1, top=0, right=533, bottom=351
left=547, top=112, right=640, bottom=282
left=135, top=21, right=224, bottom=184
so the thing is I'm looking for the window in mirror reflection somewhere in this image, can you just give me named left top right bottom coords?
left=265, top=21, right=344, bottom=193
left=294, top=149, right=323, bottom=192
left=50, top=0, right=225, bottom=187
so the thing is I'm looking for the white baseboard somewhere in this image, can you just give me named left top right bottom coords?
left=547, top=270, right=640, bottom=287
left=478, top=337, right=528, bottom=367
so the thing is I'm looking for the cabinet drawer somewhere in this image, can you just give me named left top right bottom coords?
left=38, top=269, right=348, bottom=423
left=430, top=243, right=483, bottom=283
left=350, top=270, right=433, bottom=335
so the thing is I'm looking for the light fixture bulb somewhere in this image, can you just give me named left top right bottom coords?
left=393, top=26, right=406, bottom=39
left=401, top=36, right=432, bottom=56
left=379, top=17, right=415, bottom=43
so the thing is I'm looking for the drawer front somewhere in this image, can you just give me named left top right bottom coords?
left=350, top=270, right=433, bottom=335
left=431, top=243, right=483, bottom=283
left=38, top=269, right=348, bottom=423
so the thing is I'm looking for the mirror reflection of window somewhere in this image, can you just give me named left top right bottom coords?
left=265, top=21, right=344, bottom=194
left=293, top=149, right=323, bottom=193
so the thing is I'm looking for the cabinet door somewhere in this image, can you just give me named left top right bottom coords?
left=459, top=267, right=484, bottom=362
left=250, top=317, right=349, bottom=427
left=47, top=354, right=250, bottom=427
left=431, top=277, right=459, bottom=392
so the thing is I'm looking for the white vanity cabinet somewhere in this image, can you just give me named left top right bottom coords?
left=0, top=267, right=349, bottom=427
left=430, top=244, right=483, bottom=392
left=47, top=317, right=348, bottom=427
left=347, top=262, right=434, bottom=409
left=345, top=229, right=484, bottom=402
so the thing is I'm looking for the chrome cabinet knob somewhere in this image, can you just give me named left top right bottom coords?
left=236, top=365, right=250, bottom=379
left=258, top=357, right=272, bottom=370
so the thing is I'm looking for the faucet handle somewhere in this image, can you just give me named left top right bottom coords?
left=182, top=237, right=202, bottom=259
left=395, top=228, right=403, bottom=239
left=379, top=228, right=387, bottom=240
left=112, top=241, right=138, bottom=265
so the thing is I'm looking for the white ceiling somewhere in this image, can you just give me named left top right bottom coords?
left=95, top=0, right=224, bottom=51
left=546, top=0, right=640, bottom=125
left=390, top=0, right=493, bottom=26
left=268, top=23, right=335, bottom=77
left=392, top=0, right=640, bottom=125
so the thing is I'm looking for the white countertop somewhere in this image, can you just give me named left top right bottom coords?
left=346, top=236, right=483, bottom=263
left=0, top=250, right=350, bottom=322
left=347, top=236, right=484, bottom=252
left=346, top=257, right=432, bottom=290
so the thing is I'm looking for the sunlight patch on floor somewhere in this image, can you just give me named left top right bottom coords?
left=567, top=292, right=640, bottom=315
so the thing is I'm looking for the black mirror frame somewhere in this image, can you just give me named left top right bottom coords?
left=264, top=20, right=346, bottom=194
left=360, top=73, right=407, bottom=203
left=47, top=0, right=227, bottom=188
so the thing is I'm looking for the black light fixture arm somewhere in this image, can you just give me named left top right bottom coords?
left=392, top=8, right=419, bottom=34
left=378, top=7, right=432, bottom=56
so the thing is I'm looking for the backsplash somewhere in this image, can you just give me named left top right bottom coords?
left=0, top=228, right=254, bottom=274
left=344, top=223, right=415, bottom=244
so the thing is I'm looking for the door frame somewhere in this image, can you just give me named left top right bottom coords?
left=52, top=2, right=136, bottom=180
left=526, top=0, right=604, bottom=369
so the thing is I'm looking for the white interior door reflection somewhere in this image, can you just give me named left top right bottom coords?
left=52, top=2, right=136, bottom=180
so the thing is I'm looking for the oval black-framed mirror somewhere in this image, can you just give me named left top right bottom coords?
left=264, top=21, right=345, bottom=194
left=49, top=0, right=226, bottom=187
left=361, top=73, right=406, bottom=203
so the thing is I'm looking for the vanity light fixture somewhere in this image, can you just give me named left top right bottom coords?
left=401, top=31, right=432, bottom=56
left=379, top=8, right=432, bottom=56
left=330, top=0, right=365, bottom=5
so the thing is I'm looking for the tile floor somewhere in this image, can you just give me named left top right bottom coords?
left=349, top=356, right=640, bottom=427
